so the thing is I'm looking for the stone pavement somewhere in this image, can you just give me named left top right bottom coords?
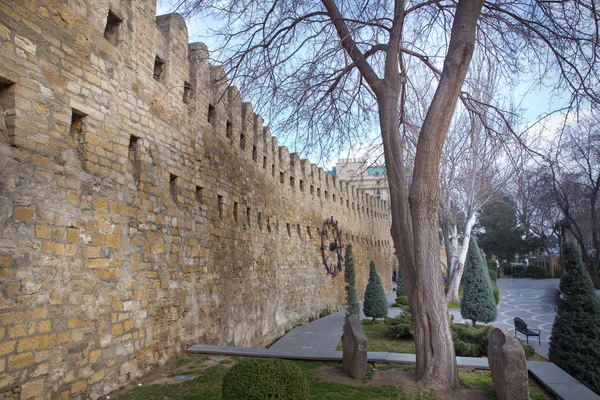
left=450, top=278, right=560, bottom=359
left=187, top=279, right=600, bottom=399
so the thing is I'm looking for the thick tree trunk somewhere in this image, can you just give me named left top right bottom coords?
left=446, top=213, right=476, bottom=303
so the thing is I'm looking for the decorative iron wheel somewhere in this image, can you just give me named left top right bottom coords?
left=321, top=216, right=344, bottom=277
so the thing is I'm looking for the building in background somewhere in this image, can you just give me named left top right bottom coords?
left=331, top=158, right=390, bottom=211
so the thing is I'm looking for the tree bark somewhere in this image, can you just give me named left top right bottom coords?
left=446, top=212, right=476, bottom=303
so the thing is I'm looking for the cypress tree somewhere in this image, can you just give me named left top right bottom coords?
left=549, top=243, right=600, bottom=395
left=460, top=237, right=497, bottom=327
left=344, top=244, right=360, bottom=321
left=396, top=273, right=406, bottom=296
left=363, top=261, right=389, bottom=323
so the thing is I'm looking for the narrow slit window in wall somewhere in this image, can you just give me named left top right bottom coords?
left=195, top=186, right=203, bottom=205
left=271, top=164, right=275, bottom=178
left=299, top=180, right=304, bottom=192
left=325, top=190, right=329, bottom=199
left=347, top=199, right=349, bottom=208
left=252, top=145, right=257, bottom=161
left=258, top=212, right=263, bottom=231
left=218, top=195, right=224, bottom=219
left=307, top=226, right=312, bottom=238
left=286, top=223, right=291, bottom=238
left=280, top=172, right=284, bottom=184
left=207, top=104, right=215, bottom=123
left=226, top=120, right=232, bottom=139
left=103, top=10, right=122, bottom=45
left=333, top=194, right=336, bottom=202
left=70, top=109, right=86, bottom=168
left=240, top=133, right=246, bottom=151
left=169, top=174, right=178, bottom=201
left=267, top=216, right=272, bottom=233
left=233, top=201, right=238, bottom=223
left=290, top=176, right=294, bottom=188
left=128, top=135, right=141, bottom=184
left=246, top=207, right=251, bottom=227
left=153, top=56, right=165, bottom=81
left=310, top=185, right=314, bottom=195
left=297, top=224, right=301, bottom=238
left=0, top=80, right=16, bottom=145
left=263, top=156, right=267, bottom=169
left=317, top=188, right=321, bottom=197
left=183, top=81, right=192, bottom=104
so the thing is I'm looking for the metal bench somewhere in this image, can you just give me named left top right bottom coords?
left=514, top=317, right=541, bottom=345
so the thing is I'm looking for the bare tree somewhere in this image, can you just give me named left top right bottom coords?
left=171, top=0, right=600, bottom=388
left=545, top=115, right=600, bottom=286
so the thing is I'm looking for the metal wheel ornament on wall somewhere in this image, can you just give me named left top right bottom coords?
left=321, top=216, right=344, bottom=277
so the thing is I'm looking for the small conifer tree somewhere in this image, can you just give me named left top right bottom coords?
left=460, top=237, right=497, bottom=327
left=363, top=261, right=388, bottom=323
left=549, top=243, right=600, bottom=395
left=396, top=273, right=406, bottom=296
left=344, top=244, right=360, bottom=321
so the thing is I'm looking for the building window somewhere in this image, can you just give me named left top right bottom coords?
left=103, top=10, right=122, bottom=45
left=153, top=56, right=165, bottom=81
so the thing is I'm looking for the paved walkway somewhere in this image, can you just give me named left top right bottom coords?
left=187, top=279, right=600, bottom=399
left=450, top=278, right=559, bottom=358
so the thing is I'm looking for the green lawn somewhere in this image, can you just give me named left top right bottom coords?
left=112, top=356, right=552, bottom=400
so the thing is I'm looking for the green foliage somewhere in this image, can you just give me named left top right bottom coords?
left=549, top=243, right=600, bottom=395
left=222, top=358, right=309, bottom=400
left=384, top=314, right=414, bottom=339
left=491, top=281, right=500, bottom=305
left=522, top=343, right=536, bottom=359
left=343, top=244, right=360, bottom=321
left=395, top=296, right=409, bottom=307
left=526, top=265, right=548, bottom=279
left=460, top=238, right=497, bottom=326
left=476, top=195, right=526, bottom=262
left=363, top=261, right=389, bottom=322
left=451, top=324, right=494, bottom=357
left=396, top=274, right=406, bottom=296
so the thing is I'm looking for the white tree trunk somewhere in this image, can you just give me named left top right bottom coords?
left=446, top=213, right=477, bottom=303
left=448, top=224, right=458, bottom=280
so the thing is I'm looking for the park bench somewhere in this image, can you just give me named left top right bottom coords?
left=513, top=317, right=541, bottom=345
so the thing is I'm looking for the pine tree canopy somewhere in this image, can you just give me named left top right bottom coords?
left=460, top=237, right=497, bottom=326
left=363, top=261, right=388, bottom=322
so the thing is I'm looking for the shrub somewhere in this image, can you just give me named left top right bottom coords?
left=344, top=244, right=359, bottom=321
left=363, top=261, right=389, bottom=323
left=396, top=273, right=406, bottom=296
left=491, top=281, right=500, bottom=305
left=395, top=295, right=409, bottom=307
left=526, top=265, right=548, bottom=279
left=512, top=264, right=526, bottom=277
left=451, top=324, right=493, bottom=357
left=488, top=268, right=497, bottom=282
left=522, top=343, right=536, bottom=359
left=222, top=358, right=309, bottom=400
left=502, top=263, right=512, bottom=276
left=384, top=314, right=413, bottom=339
left=549, top=243, right=600, bottom=395
left=460, top=238, right=497, bottom=326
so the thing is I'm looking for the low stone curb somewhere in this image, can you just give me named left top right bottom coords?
left=185, top=344, right=600, bottom=400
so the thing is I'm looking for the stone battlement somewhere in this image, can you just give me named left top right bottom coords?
left=0, top=1, right=393, bottom=398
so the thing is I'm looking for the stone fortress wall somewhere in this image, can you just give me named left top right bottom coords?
left=0, top=0, right=394, bottom=398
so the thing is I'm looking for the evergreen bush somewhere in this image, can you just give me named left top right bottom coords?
left=491, top=281, right=500, bottom=305
left=396, top=273, right=406, bottom=296
left=549, top=243, right=600, bottom=395
left=395, top=295, right=409, bottom=307
left=460, top=238, right=497, bottom=326
left=526, top=265, right=548, bottom=279
left=384, top=314, right=414, bottom=339
left=222, top=358, right=309, bottom=400
left=343, top=244, right=359, bottom=321
left=363, top=261, right=389, bottom=323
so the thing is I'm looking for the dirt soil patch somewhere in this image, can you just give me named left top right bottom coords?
left=315, top=366, right=489, bottom=400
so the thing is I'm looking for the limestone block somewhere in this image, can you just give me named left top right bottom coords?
left=342, top=315, right=368, bottom=380
left=487, top=328, right=529, bottom=400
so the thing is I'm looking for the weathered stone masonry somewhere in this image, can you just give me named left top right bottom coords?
left=0, top=1, right=394, bottom=398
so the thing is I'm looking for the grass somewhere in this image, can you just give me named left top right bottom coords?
left=447, top=288, right=463, bottom=309
left=336, top=321, right=547, bottom=363
left=458, top=370, right=551, bottom=400
left=113, top=357, right=552, bottom=400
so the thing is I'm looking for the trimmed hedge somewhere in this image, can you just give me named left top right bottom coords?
left=526, top=265, right=548, bottom=279
left=222, top=358, right=309, bottom=400
left=363, top=261, right=388, bottom=322
left=384, top=314, right=413, bottom=339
